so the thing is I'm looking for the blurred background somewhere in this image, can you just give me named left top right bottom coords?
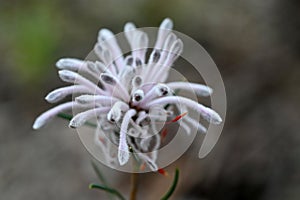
left=0, top=0, right=299, bottom=199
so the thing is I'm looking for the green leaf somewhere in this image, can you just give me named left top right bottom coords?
left=91, top=161, right=115, bottom=200
left=160, top=168, right=180, bottom=200
left=89, top=183, right=126, bottom=200
left=57, top=112, right=97, bottom=128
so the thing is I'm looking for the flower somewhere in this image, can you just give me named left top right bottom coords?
left=33, top=18, right=222, bottom=171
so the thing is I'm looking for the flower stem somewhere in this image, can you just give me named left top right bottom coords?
left=130, top=172, right=139, bottom=200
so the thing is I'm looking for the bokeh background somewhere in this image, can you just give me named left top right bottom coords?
left=1, top=0, right=299, bottom=199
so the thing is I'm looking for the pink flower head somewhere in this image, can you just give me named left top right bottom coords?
left=33, top=18, right=222, bottom=171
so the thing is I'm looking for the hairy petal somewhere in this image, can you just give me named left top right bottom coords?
left=75, top=94, right=119, bottom=106
left=33, top=102, right=80, bottom=129
left=45, top=85, right=91, bottom=103
left=167, top=82, right=213, bottom=97
left=107, top=101, right=129, bottom=122
left=58, top=70, right=105, bottom=95
left=69, top=107, right=110, bottom=128
left=56, top=58, right=86, bottom=71
left=118, top=109, right=137, bottom=166
left=145, top=96, right=222, bottom=124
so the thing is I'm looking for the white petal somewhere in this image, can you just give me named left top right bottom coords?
left=58, top=70, right=77, bottom=82
left=69, top=107, right=109, bottom=128
left=33, top=116, right=46, bottom=130
left=118, top=65, right=135, bottom=89
left=33, top=102, right=75, bottom=129
left=154, top=18, right=173, bottom=50
left=124, top=22, right=136, bottom=42
left=162, top=39, right=183, bottom=67
left=140, top=137, right=151, bottom=151
left=98, top=29, right=125, bottom=70
left=100, top=73, right=131, bottom=102
left=100, top=73, right=117, bottom=85
left=145, top=96, right=222, bottom=124
left=135, top=111, right=147, bottom=125
left=137, top=31, right=148, bottom=49
left=118, top=149, right=129, bottom=166
left=183, top=115, right=207, bottom=134
left=163, top=33, right=177, bottom=52
left=180, top=121, right=192, bottom=135
left=167, top=82, right=213, bottom=97
left=45, top=89, right=65, bottom=103
left=45, top=85, right=89, bottom=103
left=107, top=101, right=129, bottom=122
left=107, top=107, right=121, bottom=122
left=56, top=58, right=86, bottom=71
left=86, top=61, right=101, bottom=75
left=127, top=127, right=140, bottom=137
left=202, top=107, right=222, bottom=124
left=75, top=94, right=118, bottom=105
left=125, top=56, right=134, bottom=65
left=132, top=76, right=143, bottom=89
left=58, top=70, right=105, bottom=95
left=99, top=29, right=115, bottom=41
left=117, top=109, right=137, bottom=166
left=132, top=89, right=144, bottom=103
left=149, top=50, right=161, bottom=63
left=160, top=18, right=173, bottom=30
left=155, top=84, right=170, bottom=96
left=125, top=22, right=136, bottom=32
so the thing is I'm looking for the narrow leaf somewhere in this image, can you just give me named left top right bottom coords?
left=89, top=183, right=126, bottom=200
left=160, top=168, right=180, bottom=200
left=91, top=161, right=114, bottom=200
